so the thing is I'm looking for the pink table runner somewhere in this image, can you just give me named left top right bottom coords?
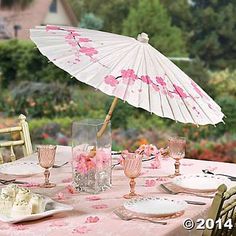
left=0, top=145, right=235, bottom=236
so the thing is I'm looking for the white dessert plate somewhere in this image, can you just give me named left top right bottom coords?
left=124, top=197, right=187, bottom=217
left=0, top=196, right=73, bottom=223
left=0, top=162, right=44, bottom=176
left=172, top=174, right=232, bottom=192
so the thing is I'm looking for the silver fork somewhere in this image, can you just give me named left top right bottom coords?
left=113, top=210, right=167, bottom=224
left=160, top=184, right=214, bottom=199
left=52, top=162, right=69, bottom=168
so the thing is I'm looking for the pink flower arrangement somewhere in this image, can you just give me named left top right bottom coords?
left=135, top=144, right=159, bottom=157
left=73, top=148, right=111, bottom=175
left=85, top=216, right=100, bottom=223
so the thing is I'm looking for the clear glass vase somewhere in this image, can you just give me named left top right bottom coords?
left=72, top=119, right=112, bottom=194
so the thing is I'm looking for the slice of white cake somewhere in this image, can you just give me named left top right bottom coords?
left=11, top=200, right=32, bottom=217
left=29, top=194, right=46, bottom=214
left=0, top=194, right=14, bottom=216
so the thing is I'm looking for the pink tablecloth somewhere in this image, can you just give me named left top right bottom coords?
left=0, top=145, right=235, bottom=236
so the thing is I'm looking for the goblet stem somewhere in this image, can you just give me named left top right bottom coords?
left=174, top=160, right=181, bottom=176
left=44, top=168, right=50, bottom=185
left=130, top=178, right=136, bottom=196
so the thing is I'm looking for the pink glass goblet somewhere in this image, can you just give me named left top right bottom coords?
left=123, top=153, right=142, bottom=199
left=168, top=137, right=186, bottom=177
left=37, top=145, right=57, bottom=188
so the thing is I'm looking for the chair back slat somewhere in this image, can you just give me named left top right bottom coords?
left=0, top=150, right=3, bottom=164
left=0, top=114, right=33, bottom=163
left=203, top=184, right=236, bottom=236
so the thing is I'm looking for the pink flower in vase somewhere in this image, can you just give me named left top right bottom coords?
left=104, top=75, right=119, bottom=87
left=79, top=47, right=98, bottom=56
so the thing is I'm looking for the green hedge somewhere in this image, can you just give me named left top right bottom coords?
left=0, top=40, right=77, bottom=88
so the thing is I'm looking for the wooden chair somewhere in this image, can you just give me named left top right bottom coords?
left=0, top=114, right=33, bottom=163
left=203, top=184, right=236, bottom=236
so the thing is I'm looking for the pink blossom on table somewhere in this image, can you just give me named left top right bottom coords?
left=85, top=196, right=101, bottom=201
left=49, top=220, right=68, bottom=227
left=62, top=177, right=73, bottom=183
left=12, top=224, right=28, bottom=231
left=173, top=85, right=188, bottom=99
left=150, top=158, right=161, bottom=169
left=46, top=25, right=61, bottom=31
left=141, top=75, right=151, bottom=84
left=145, top=179, right=156, bottom=187
left=85, top=216, right=100, bottom=223
left=104, top=75, right=119, bottom=87
left=156, top=76, right=166, bottom=86
left=21, top=182, right=40, bottom=188
left=156, top=176, right=169, bottom=182
left=79, top=47, right=98, bottom=56
left=72, top=226, right=90, bottom=234
left=91, top=204, right=108, bottom=209
left=55, top=192, right=66, bottom=201
left=67, top=184, right=77, bottom=194
left=78, top=38, right=91, bottom=42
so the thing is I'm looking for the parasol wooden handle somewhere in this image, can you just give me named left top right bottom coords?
left=97, top=97, right=119, bottom=138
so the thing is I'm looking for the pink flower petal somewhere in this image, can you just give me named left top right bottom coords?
left=62, top=177, right=73, bottom=183
left=67, top=185, right=77, bottom=194
left=55, top=192, right=66, bottom=201
left=72, top=226, right=90, bottom=234
left=50, top=220, right=68, bottom=227
left=91, top=204, right=108, bottom=209
left=85, top=216, right=100, bottom=223
left=145, top=179, right=156, bottom=187
left=85, top=196, right=101, bottom=201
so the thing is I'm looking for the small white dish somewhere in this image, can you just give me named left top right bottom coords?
left=172, top=174, right=231, bottom=192
left=124, top=197, right=187, bottom=217
left=0, top=196, right=73, bottom=223
left=0, top=162, right=44, bottom=176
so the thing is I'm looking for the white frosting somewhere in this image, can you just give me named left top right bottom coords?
left=0, top=194, right=14, bottom=216
left=11, top=200, right=32, bottom=217
left=15, top=188, right=32, bottom=202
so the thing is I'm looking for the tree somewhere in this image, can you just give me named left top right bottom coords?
left=80, top=13, right=103, bottom=30
left=0, top=0, right=34, bottom=9
left=189, top=0, right=236, bottom=69
left=122, top=0, right=187, bottom=56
